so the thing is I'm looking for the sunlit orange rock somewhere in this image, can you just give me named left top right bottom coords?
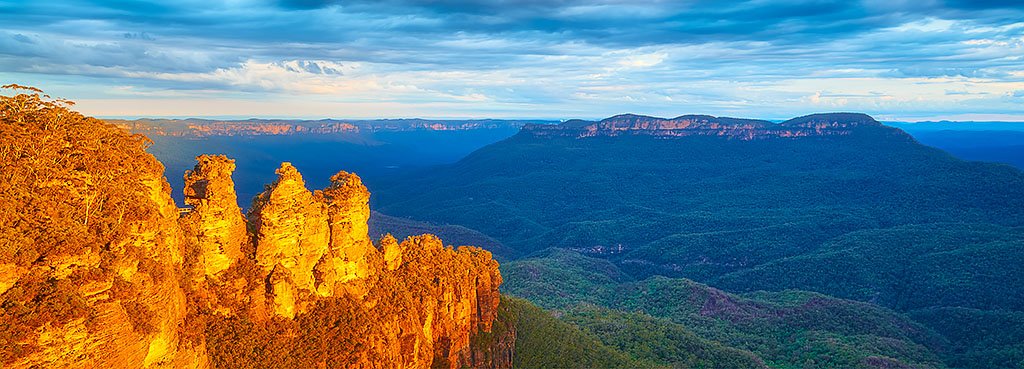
left=0, top=88, right=202, bottom=368
left=1, top=89, right=506, bottom=369
left=180, top=155, right=247, bottom=279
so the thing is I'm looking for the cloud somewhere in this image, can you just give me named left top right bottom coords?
left=617, top=52, right=667, bottom=68
left=1, top=0, right=1023, bottom=119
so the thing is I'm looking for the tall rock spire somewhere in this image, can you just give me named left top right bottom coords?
left=315, top=171, right=378, bottom=298
left=180, top=155, right=246, bottom=279
left=248, top=162, right=331, bottom=317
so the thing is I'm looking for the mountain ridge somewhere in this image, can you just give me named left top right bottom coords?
left=372, top=108, right=1024, bottom=368
left=522, top=112, right=905, bottom=140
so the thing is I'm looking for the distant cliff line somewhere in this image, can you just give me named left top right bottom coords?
left=106, top=118, right=548, bottom=137
left=110, top=112, right=910, bottom=140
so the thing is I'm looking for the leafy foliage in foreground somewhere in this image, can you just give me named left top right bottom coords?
left=493, top=296, right=656, bottom=368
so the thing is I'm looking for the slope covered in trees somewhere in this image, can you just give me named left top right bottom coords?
left=503, top=249, right=948, bottom=369
left=373, top=113, right=1024, bottom=368
left=373, top=115, right=1024, bottom=288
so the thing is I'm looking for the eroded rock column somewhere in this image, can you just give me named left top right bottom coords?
left=181, top=155, right=246, bottom=279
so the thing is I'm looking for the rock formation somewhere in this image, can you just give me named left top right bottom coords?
left=188, top=160, right=503, bottom=369
left=0, top=88, right=506, bottom=369
left=181, top=155, right=247, bottom=279
left=233, top=162, right=382, bottom=318
left=0, top=88, right=201, bottom=368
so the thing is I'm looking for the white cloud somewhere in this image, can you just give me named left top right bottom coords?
left=617, top=52, right=667, bottom=68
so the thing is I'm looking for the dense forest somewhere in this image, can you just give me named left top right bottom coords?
left=503, top=249, right=948, bottom=368
left=373, top=115, right=1024, bottom=368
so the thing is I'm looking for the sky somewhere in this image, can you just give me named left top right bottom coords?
left=1, top=0, right=1023, bottom=121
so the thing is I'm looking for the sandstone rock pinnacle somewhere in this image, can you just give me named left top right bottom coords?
left=181, top=155, right=247, bottom=279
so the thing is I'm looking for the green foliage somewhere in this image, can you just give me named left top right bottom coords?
left=909, top=307, right=1024, bottom=369
left=499, top=248, right=628, bottom=308
left=503, top=250, right=949, bottom=369
left=375, top=128, right=1024, bottom=308
left=496, top=296, right=658, bottom=369
left=563, top=304, right=765, bottom=368
left=715, top=223, right=1024, bottom=311
left=374, top=124, right=1024, bottom=368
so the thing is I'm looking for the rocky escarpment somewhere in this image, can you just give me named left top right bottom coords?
left=0, top=87, right=201, bottom=368
left=523, top=112, right=904, bottom=140
left=1, top=88, right=505, bottom=369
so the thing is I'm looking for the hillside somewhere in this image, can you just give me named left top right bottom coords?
left=503, top=249, right=947, bottom=369
left=374, top=113, right=1024, bottom=301
left=373, top=112, right=1024, bottom=368
left=893, top=128, right=1024, bottom=170
left=481, top=296, right=673, bottom=369
left=368, top=211, right=512, bottom=259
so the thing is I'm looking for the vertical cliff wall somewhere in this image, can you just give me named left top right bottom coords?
left=0, top=89, right=506, bottom=369
left=0, top=89, right=202, bottom=368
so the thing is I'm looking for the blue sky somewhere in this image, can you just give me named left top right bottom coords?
left=1, top=0, right=1023, bottom=120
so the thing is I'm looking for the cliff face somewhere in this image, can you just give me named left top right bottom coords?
left=1, top=89, right=506, bottom=369
left=0, top=90, right=201, bottom=369
left=523, top=112, right=903, bottom=140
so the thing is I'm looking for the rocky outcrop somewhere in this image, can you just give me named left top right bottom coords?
left=2, top=89, right=506, bottom=369
left=353, top=234, right=502, bottom=369
left=180, top=155, right=247, bottom=279
left=180, top=161, right=503, bottom=368
left=243, top=163, right=381, bottom=317
left=316, top=171, right=377, bottom=297
left=247, top=163, right=333, bottom=317
left=523, top=112, right=904, bottom=140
